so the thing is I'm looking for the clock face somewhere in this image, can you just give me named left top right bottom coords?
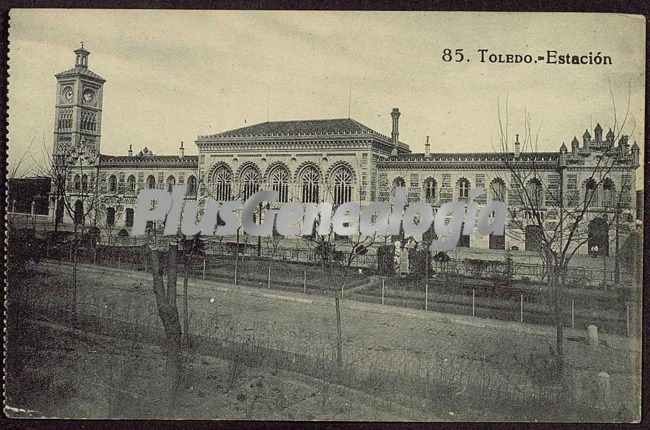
left=62, top=86, right=73, bottom=102
left=83, top=88, right=95, bottom=103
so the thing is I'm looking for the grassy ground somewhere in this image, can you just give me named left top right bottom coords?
left=5, top=319, right=444, bottom=420
left=6, top=261, right=641, bottom=421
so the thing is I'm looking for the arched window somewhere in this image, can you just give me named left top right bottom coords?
left=126, top=175, right=136, bottom=193
left=489, top=178, right=506, bottom=202
left=81, top=174, right=88, bottom=192
left=106, top=207, right=116, bottom=227
left=146, top=175, right=156, bottom=189
left=187, top=175, right=197, bottom=195
left=526, top=178, right=544, bottom=207
left=393, top=177, right=406, bottom=188
left=331, top=165, right=354, bottom=205
left=300, top=165, right=320, bottom=203
left=424, top=178, right=437, bottom=202
left=166, top=175, right=176, bottom=192
left=74, top=174, right=81, bottom=191
left=269, top=165, right=290, bottom=203
left=109, top=175, right=117, bottom=192
left=585, top=178, right=598, bottom=206
left=212, top=165, right=232, bottom=201
left=602, top=178, right=614, bottom=207
left=457, top=178, right=471, bottom=200
left=240, top=165, right=261, bottom=201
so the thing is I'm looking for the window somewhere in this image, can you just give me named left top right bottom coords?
left=212, top=165, right=232, bottom=201
left=187, top=175, right=197, bottom=195
left=166, top=175, right=176, bottom=192
left=331, top=165, right=354, bottom=205
left=602, top=178, right=614, bottom=207
left=490, top=178, right=506, bottom=202
left=585, top=178, right=598, bottom=206
left=526, top=178, right=544, bottom=207
left=127, top=175, right=136, bottom=193
left=269, top=165, right=290, bottom=203
left=457, top=178, right=470, bottom=200
left=81, top=174, right=88, bottom=192
left=146, top=175, right=156, bottom=189
left=424, top=177, right=437, bottom=202
left=393, top=177, right=406, bottom=188
left=74, top=174, right=81, bottom=191
left=125, top=208, right=134, bottom=227
left=240, top=165, right=261, bottom=201
left=300, top=165, right=320, bottom=203
left=109, top=175, right=117, bottom=192
left=106, top=207, right=115, bottom=227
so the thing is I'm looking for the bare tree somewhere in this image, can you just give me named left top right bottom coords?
left=494, top=92, right=638, bottom=375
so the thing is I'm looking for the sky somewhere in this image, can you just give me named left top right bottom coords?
left=7, top=10, right=645, bottom=184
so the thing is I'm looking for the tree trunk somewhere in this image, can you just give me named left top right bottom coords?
left=149, top=244, right=183, bottom=410
left=551, top=268, right=564, bottom=377
left=182, top=259, right=189, bottom=345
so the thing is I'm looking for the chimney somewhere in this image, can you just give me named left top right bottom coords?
left=179, top=141, right=184, bottom=158
left=425, top=135, right=430, bottom=156
left=128, top=144, right=133, bottom=157
left=391, top=108, right=400, bottom=148
left=514, top=133, right=521, bottom=157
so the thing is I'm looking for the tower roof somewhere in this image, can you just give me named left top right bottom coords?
left=55, top=67, right=105, bottom=82
left=583, top=129, right=591, bottom=138
left=594, top=123, right=603, bottom=133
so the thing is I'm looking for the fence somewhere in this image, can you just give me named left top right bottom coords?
left=42, top=242, right=638, bottom=336
left=352, top=277, right=636, bottom=336
left=8, top=277, right=630, bottom=422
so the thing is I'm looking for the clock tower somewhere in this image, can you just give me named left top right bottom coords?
left=53, top=44, right=105, bottom=165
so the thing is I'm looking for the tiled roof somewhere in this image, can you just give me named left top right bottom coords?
left=100, top=154, right=198, bottom=168
left=55, top=67, right=106, bottom=82
left=200, top=118, right=392, bottom=140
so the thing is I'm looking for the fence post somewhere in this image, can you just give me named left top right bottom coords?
left=472, top=289, right=475, bottom=317
left=202, top=257, right=206, bottom=280
left=571, top=299, right=575, bottom=328
left=335, top=296, right=343, bottom=367
left=381, top=278, right=385, bottom=305
left=117, top=255, right=121, bottom=269
left=626, top=303, right=630, bottom=337
left=267, top=262, right=271, bottom=289
left=303, top=270, right=307, bottom=293
left=234, top=257, right=238, bottom=285
left=425, top=282, right=428, bottom=311
left=520, top=294, right=523, bottom=323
